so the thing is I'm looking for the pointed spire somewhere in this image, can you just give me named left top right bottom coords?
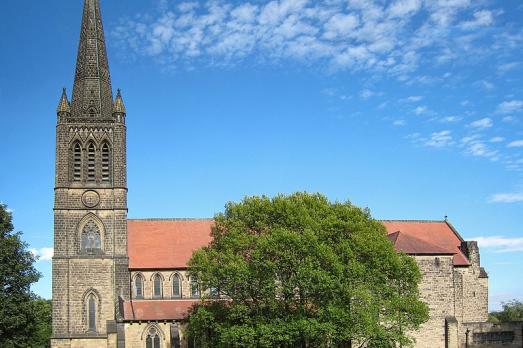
left=113, top=89, right=126, bottom=114
left=57, top=88, right=71, bottom=114
left=70, top=0, right=113, bottom=118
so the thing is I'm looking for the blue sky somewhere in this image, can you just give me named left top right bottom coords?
left=0, top=0, right=522, bottom=310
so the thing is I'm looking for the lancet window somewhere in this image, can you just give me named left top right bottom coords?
left=172, top=274, right=181, bottom=298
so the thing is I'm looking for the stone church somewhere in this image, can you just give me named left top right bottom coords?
left=51, top=1, right=522, bottom=347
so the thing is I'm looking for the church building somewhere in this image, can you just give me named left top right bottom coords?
left=51, top=1, right=514, bottom=347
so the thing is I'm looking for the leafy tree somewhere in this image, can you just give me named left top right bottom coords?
left=489, top=300, right=523, bottom=323
left=29, top=298, right=52, bottom=348
left=0, top=203, right=43, bottom=347
left=187, top=193, right=429, bottom=348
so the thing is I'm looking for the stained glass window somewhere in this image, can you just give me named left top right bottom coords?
left=81, top=220, right=101, bottom=252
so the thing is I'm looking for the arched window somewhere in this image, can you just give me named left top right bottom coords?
left=190, top=277, right=199, bottom=298
left=81, top=220, right=101, bottom=253
left=87, top=294, right=97, bottom=332
left=101, top=143, right=111, bottom=182
left=153, top=274, right=163, bottom=298
left=87, top=142, right=96, bottom=182
left=145, top=327, right=161, bottom=348
left=73, top=142, right=82, bottom=181
left=135, top=274, right=144, bottom=299
left=172, top=274, right=181, bottom=298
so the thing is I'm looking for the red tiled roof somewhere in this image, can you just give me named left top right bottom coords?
left=127, top=219, right=470, bottom=269
left=382, top=221, right=469, bottom=266
left=123, top=300, right=197, bottom=321
left=127, top=219, right=213, bottom=269
left=387, top=231, right=455, bottom=255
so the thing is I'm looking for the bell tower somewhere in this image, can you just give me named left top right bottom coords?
left=52, top=0, right=129, bottom=346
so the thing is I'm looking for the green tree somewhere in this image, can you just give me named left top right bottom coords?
left=0, top=203, right=42, bottom=347
left=489, top=300, right=523, bottom=323
left=29, top=298, right=52, bottom=348
left=187, top=193, right=429, bottom=348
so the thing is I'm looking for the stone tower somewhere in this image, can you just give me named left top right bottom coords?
left=51, top=0, right=129, bottom=346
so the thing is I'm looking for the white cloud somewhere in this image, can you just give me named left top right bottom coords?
left=425, top=130, right=453, bottom=148
left=490, top=136, right=505, bottom=143
left=508, top=140, right=523, bottom=148
left=441, top=116, right=462, bottom=123
left=460, top=10, right=494, bottom=30
left=388, top=0, right=422, bottom=18
left=360, top=89, right=375, bottom=99
left=414, top=106, right=428, bottom=115
left=497, top=100, right=523, bottom=114
left=111, top=0, right=499, bottom=75
left=393, top=119, right=406, bottom=126
left=30, top=247, right=54, bottom=262
left=489, top=193, right=523, bottom=203
left=472, top=236, right=523, bottom=253
left=497, top=62, right=520, bottom=74
left=469, top=117, right=493, bottom=129
left=476, top=80, right=494, bottom=91
left=404, top=95, right=423, bottom=102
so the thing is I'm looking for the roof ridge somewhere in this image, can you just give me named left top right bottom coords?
left=380, top=219, right=446, bottom=223
left=128, top=218, right=214, bottom=221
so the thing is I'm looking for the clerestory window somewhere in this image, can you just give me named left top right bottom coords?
left=135, top=274, right=144, bottom=299
left=153, top=274, right=162, bottom=298
left=172, top=274, right=181, bottom=298
left=190, top=277, right=199, bottom=298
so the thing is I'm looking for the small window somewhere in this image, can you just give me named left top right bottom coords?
left=73, top=143, right=82, bottom=181
left=146, top=327, right=161, bottom=348
left=135, top=275, right=144, bottom=299
left=153, top=274, right=162, bottom=298
left=81, top=220, right=101, bottom=253
left=88, top=294, right=96, bottom=332
left=190, top=277, right=199, bottom=298
left=172, top=274, right=181, bottom=298
left=87, top=143, right=96, bottom=182
left=101, top=143, right=110, bottom=182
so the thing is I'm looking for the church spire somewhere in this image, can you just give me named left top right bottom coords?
left=70, top=0, right=113, bottom=119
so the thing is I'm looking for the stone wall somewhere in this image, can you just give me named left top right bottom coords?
left=410, top=255, right=456, bottom=348
left=460, top=322, right=523, bottom=348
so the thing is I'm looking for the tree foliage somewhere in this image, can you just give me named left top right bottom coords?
left=489, top=300, right=523, bottom=323
left=187, top=193, right=429, bottom=348
left=0, top=203, right=48, bottom=347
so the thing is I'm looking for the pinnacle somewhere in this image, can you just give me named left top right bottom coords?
left=113, top=89, right=127, bottom=114
left=57, top=88, right=71, bottom=114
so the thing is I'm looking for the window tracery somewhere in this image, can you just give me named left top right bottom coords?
left=145, top=327, right=161, bottom=348
left=81, top=220, right=101, bottom=253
